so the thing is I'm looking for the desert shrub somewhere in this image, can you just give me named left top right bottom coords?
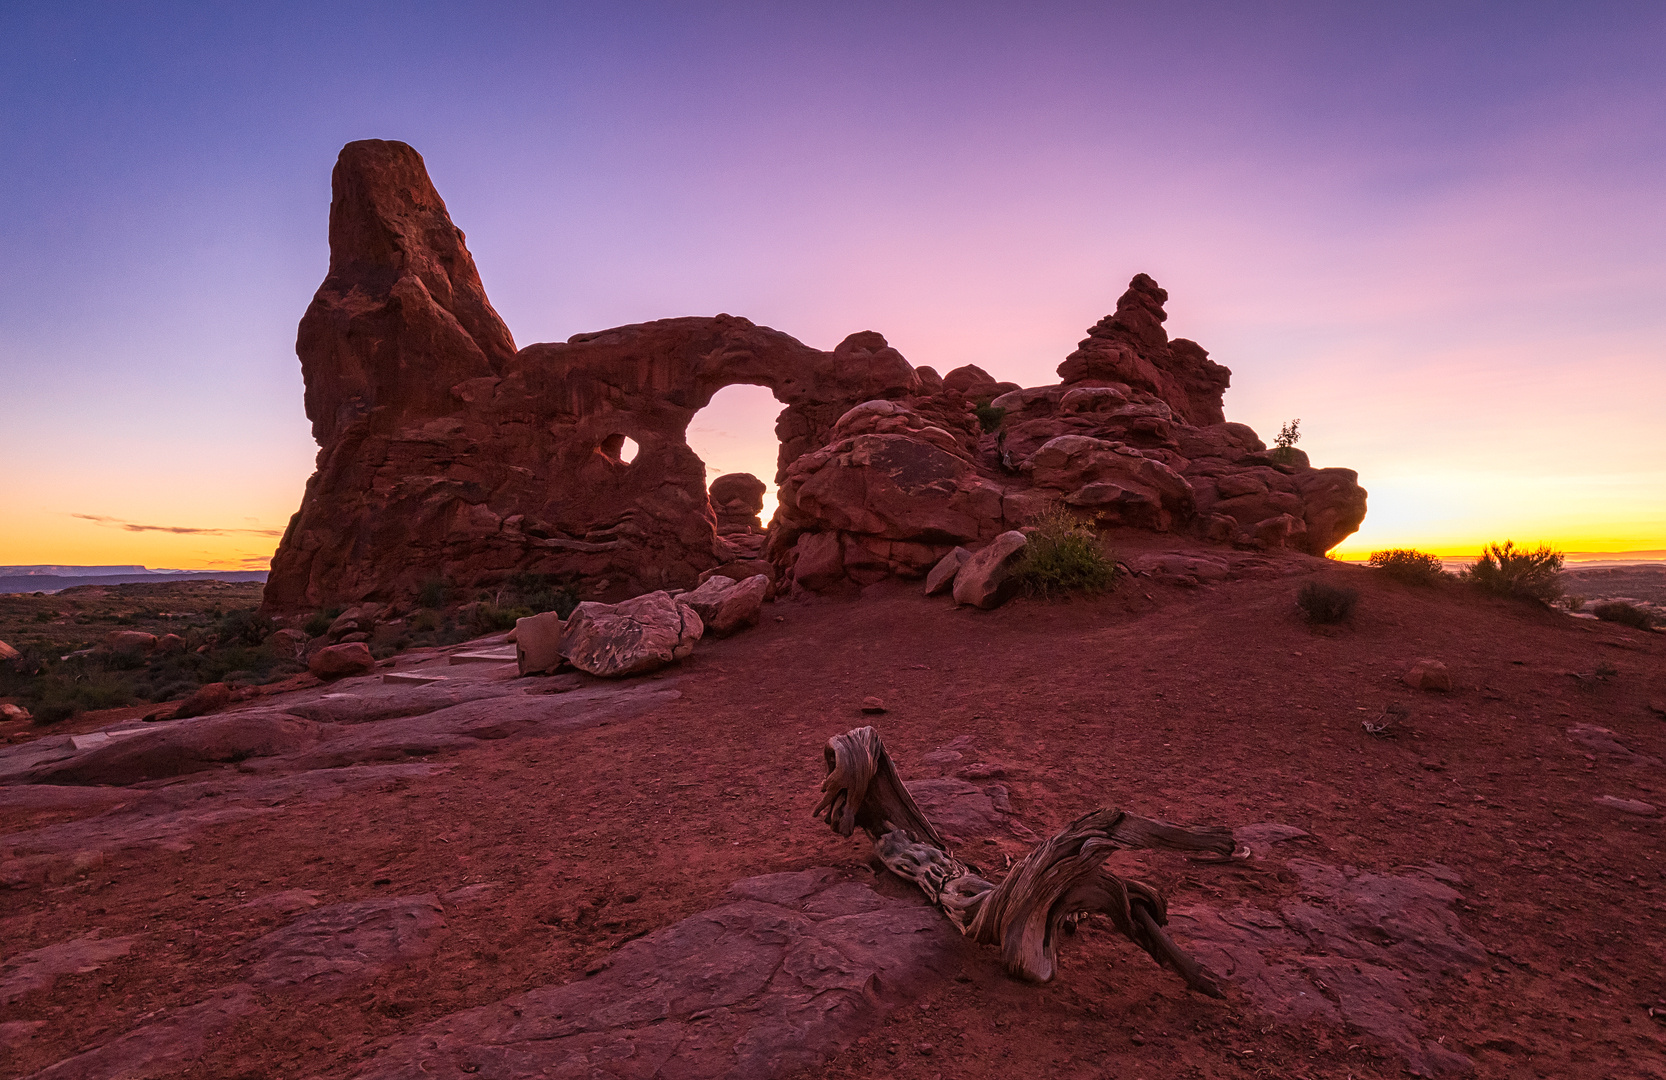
left=1593, top=601, right=1655, bottom=630
left=217, top=607, right=273, bottom=647
left=974, top=400, right=1007, bottom=434
left=419, top=579, right=450, bottom=610
left=1368, top=548, right=1446, bottom=586
left=1463, top=541, right=1564, bottom=603
left=1272, top=418, right=1301, bottom=464
left=507, top=573, right=580, bottom=618
left=1296, top=581, right=1358, bottom=624
left=472, top=603, right=535, bottom=632
left=302, top=606, right=343, bottom=638
left=1011, top=506, right=1115, bottom=598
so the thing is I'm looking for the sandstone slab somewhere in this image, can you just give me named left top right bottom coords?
left=346, top=868, right=964, bottom=1080
left=513, top=611, right=565, bottom=675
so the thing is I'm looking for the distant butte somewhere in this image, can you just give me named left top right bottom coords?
left=262, top=139, right=1366, bottom=612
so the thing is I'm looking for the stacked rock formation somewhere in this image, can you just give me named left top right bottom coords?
left=264, top=140, right=1366, bottom=612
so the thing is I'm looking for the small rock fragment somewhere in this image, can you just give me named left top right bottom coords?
left=1594, top=795, right=1656, bottom=816
left=862, top=697, right=887, bottom=715
left=1403, top=658, right=1452, bottom=692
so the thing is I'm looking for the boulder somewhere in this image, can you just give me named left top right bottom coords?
left=104, top=630, right=157, bottom=653
left=1403, top=659, right=1453, bottom=692
left=172, top=682, right=235, bottom=720
left=513, top=612, right=565, bottom=676
left=0, top=640, right=19, bottom=662
left=698, top=559, right=777, bottom=597
left=309, top=642, right=375, bottom=680
left=558, top=591, right=703, bottom=677
left=0, top=703, right=30, bottom=723
left=682, top=574, right=768, bottom=636
left=953, top=531, right=1029, bottom=609
left=155, top=633, right=187, bottom=654
left=265, top=628, right=309, bottom=659
left=925, top=547, right=970, bottom=596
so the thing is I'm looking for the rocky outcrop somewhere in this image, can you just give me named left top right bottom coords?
left=265, top=140, right=1366, bottom=612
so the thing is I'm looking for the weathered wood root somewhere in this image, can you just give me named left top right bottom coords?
left=818, top=726, right=1233, bottom=992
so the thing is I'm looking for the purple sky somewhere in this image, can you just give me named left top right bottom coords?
left=3, top=2, right=1662, bottom=567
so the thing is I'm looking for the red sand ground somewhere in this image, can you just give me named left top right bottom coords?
left=3, top=549, right=1664, bottom=1079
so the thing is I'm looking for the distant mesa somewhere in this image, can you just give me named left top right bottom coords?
left=0, top=567, right=269, bottom=595
left=262, top=139, right=1366, bottom=613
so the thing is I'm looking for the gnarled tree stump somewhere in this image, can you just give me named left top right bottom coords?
left=815, top=725, right=1235, bottom=992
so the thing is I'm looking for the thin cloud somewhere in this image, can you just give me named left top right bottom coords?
left=71, top=513, right=283, bottom=538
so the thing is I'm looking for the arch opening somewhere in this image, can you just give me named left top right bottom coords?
left=599, top=433, right=640, bottom=464
left=686, top=383, right=784, bottom=525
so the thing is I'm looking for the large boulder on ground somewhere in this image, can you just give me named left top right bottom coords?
left=1, top=703, right=31, bottom=723
left=309, top=642, right=375, bottom=680
left=953, top=531, right=1029, bottom=610
left=104, top=631, right=158, bottom=653
left=513, top=612, right=565, bottom=676
left=172, top=682, right=235, bottom=720
left=558, top=592, right=704, bottom=677
left=0, top=640, right=20, bottom=662
left=681, top=574, right=769, bottom=636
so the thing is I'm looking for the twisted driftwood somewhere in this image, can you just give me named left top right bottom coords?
left=815, top=725, right=1234, bottom=991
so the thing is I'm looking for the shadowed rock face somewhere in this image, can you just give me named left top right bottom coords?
left=264, top=140, right=1366, bottom=611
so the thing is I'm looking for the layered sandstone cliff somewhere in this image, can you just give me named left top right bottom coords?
left=264, top=140, right=1365, bottom=611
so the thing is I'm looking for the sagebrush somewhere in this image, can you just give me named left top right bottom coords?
left=1463, top=541, right=1563, bottom=603
left=1368, top=548, right=1446, bottom=586
left=1593, top=601, right=1655, bottom=630
left=1011, top=507, right=1115, bottom=598
left=1297, top=581, right=1358, bottom=624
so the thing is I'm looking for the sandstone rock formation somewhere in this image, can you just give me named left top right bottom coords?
left=264, top=140, right=1366, bottom=612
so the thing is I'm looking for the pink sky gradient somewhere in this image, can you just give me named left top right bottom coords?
left=2, top=3, right=1661, bottom=567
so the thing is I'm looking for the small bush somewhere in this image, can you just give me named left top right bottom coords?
left=1272, top=418, right=1301, bottom=464
left=1297, top=581, right=1358, bottom=624
left=1368, top=548, right=1447, bottom=586
left=973, top=400, right=1007, bottom=434
left=1463, top=541, right=1564, bottom=603
left=1011, top=506, right=1115, bottom=598
left=419, top=579, right=450, bottom=610
left=217, top=608, right=273, bottom=648
left=1593, top=601, right=1655, bottom=630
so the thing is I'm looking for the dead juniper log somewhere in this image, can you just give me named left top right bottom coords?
left=815, top=725, right=1234, bottom=992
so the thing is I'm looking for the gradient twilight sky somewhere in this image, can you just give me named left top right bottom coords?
left=3, top=2, right=1662, bottom=570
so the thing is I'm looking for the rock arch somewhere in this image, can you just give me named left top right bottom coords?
left=263, top=140, right=1366, bottom=613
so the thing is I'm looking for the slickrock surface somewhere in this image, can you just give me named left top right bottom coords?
left=263, top=140, right=1365, bottom=613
